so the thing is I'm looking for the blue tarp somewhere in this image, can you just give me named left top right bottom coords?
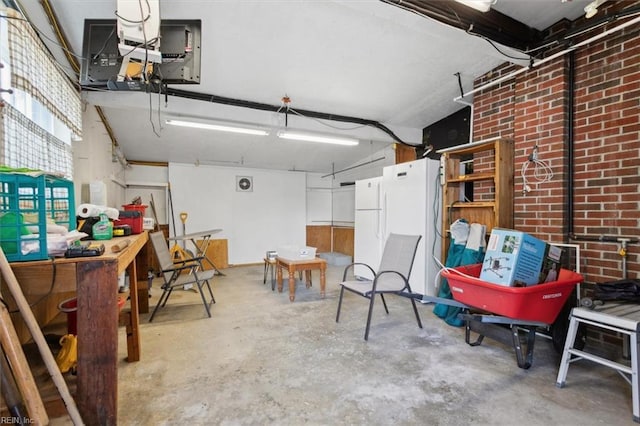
left=433, top=219, right=486, bottom=326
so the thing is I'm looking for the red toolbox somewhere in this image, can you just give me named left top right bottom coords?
left=442, top=264, right=583, bottom=324
left=122, top=204, right=147, bottom=215
left=114, top=210, right=143, bottom=234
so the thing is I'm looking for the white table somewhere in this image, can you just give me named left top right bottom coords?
left=168, top=228, right=225, bottom=275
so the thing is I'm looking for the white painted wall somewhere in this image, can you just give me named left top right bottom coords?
left=320, top=145, right=395, bottom=189
left=168, top=163, right=306, bottom=264
left=304, top=145, right=399, bottom=227
left=73, top=109, right=402, bottom=264
left=306, top=188, right=332, bottom=225
left=73, top=106, right=126, bottom=210
left=124, top=165, right=169, bottom=224
left=306, top=172, right=331, bottom=225
left=331, top=186, right=355, bottom=226
left=305, top=145, right=397, bottom=227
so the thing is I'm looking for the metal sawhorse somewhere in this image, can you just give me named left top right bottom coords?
left=556, top=303, right=640, bottom=423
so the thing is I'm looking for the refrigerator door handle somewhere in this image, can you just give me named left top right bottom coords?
left=382, top=193, right=387, bottom=237
left=376, top=184, right=381, bottom=238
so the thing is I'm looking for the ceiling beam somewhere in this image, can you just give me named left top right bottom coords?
left=159, top=86, right=420, bottom=147
left=381, top=0, right=544, bottom=52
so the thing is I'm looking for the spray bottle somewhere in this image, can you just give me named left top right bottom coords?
left=92, top=213, right=113, bottom=240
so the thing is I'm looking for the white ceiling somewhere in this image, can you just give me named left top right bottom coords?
left=22, top=0, right=594, bottom=173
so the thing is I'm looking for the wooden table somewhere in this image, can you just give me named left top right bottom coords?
left=276, top=257, right=327, bottom=302
left=4, top=232, right=148, bottom=426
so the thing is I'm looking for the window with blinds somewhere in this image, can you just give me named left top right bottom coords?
left=0, top=7, right=81, bottom=179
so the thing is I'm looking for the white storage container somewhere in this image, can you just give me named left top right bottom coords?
left=277, top=245, right=317, bottom=261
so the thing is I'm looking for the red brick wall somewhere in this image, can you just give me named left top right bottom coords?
left=471, top=2, right=640, bottom=283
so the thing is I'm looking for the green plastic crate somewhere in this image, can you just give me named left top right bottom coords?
left=0, top=172, right=75, bottom=261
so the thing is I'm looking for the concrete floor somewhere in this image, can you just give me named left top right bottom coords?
left=53, top=263, right=636, bottom=425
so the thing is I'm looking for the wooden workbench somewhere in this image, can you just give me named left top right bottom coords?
left=2, top=232, right=148, bottom=426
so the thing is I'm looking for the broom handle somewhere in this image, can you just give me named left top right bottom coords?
left=0, top=248, right=84, bottom=425
left=168, top=182, right=177, bottom=238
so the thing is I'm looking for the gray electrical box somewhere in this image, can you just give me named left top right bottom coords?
left=80, top=19, right=201, bottom=87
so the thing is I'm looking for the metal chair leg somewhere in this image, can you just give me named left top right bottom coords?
left=410, top=298, right=423, bottom=329
left=196, top=282, right=212, bottom=318
left=336, top=286, right=345, bottom=322
left=380, top=294, right=389, bottom=314
left=149, top=289, right=170, bottom=322
left=364, top=293, right=376, bottom=341
left=204, top=279, right=216, bottom=304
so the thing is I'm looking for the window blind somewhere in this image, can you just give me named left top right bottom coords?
left=3, top=7, right=81, bottom=137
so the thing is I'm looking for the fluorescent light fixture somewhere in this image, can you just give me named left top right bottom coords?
left=454, top=0, right=495, bottom=12
left=277, top=131, right=359, bottom=146
left=165, top=119, right=269, bottom=136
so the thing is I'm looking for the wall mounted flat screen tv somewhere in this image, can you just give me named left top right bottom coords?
left=80, top=19, right=201, bottom=87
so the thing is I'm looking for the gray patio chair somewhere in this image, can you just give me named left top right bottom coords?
left=336, top=233, right=423, bottom=340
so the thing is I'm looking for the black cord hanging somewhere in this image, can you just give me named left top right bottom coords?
left=454, top=72, right=465, bottom=99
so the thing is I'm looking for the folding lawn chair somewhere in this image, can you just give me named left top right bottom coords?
left=148, top=231, right=216, bottom=322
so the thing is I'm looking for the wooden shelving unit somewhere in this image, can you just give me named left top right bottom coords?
left=439, top=138, right=514, bottom=261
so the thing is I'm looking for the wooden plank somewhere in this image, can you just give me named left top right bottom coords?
left=113, top=233, right=148, bottom=275
left=1, top=262, right=77, bottom=343
left=306, top=225, right=331, bottom=253
left=394, top=143, right=417, bottom=164
left=6, top=233, right=147, bottom=276
left=76, top=259, right=119, bottom=426
left=440, top=139, right=514, bottom=262
left=446, top=172, right=495, bottom=183
left=495, top=139, right=514, bottom=230
left=126, top=256, right=140, bottom=362
left=198, top=239, right=229, bottom=269
left=0, top=249, right=82, bottom=425
left=7, top=262, right=77, bottom=294
left=332, top=227, right=354, bottom=258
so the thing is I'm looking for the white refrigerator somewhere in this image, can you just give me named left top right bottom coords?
left=381, top=158, right=442, bottom=297
left=354, top=176, right=384, bottom=280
